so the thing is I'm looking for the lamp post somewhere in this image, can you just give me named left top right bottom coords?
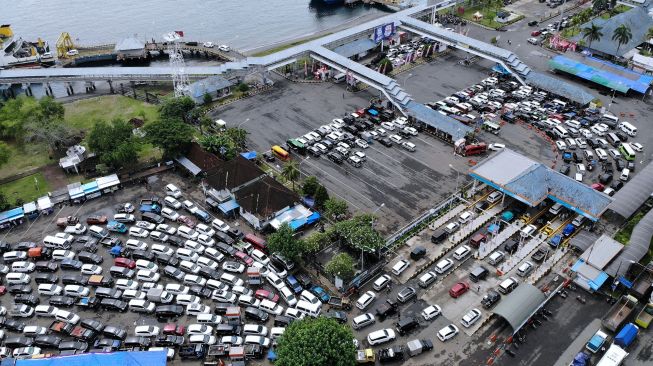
left=449, top=164, right=461, bottom=194
left=237, top=118, right=250, bottom=128
left=362, top=203, right=385, bottom=270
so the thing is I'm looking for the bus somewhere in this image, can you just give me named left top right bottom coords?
left=482, top=121, right=501, bottom=135
left=271, top=145, right=290, bottom=161
left=618, top=143, right=635, bottom=161
left=286, top=139, right=307, bottom=155
left=463, top=143, right=487, bottom=156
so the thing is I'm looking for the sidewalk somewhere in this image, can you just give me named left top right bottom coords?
left=478, top=219, right=527, bottom=259
left=449, top=205, right=503, bottom=245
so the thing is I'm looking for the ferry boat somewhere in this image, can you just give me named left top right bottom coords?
left=0, top=25, right=55, bottom=68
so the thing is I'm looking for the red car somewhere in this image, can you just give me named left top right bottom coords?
left=177, top=215, right=196, bottom=229
left=86, top=215, right=108, bottom=225
left=449, top=282, right=470, bottom=298
left=0, top=286, right=6, bottom=295
left=114, top=257, right=136, bottom=269
left=163, top=323, right=185, bottom=335
left=255, top=289, right=279, bottom=303
left=234, top=251, right=254, bottom=266
left=531, top=30, right=541, bottom=37
left=591, top=183, right=605, bottom=191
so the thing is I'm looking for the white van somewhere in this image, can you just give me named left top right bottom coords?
left=259, top=299, right=284, bottom=316
left=619, top=121, right=637, bottom=137
left=620, top=168, right=630, bottom=181
left=88, top=225, right=109, bottom=239
left=564, top=120, right=580, bottom=130
left=445, top=222, right=459, bottom=234
left=553, top=125, right=568, bottom=139
left=548, top=203, right=563, bottom=216
left=165, top=184, right=182, bottom=198
left=295, top=300, right=321, bottom=318
left=43, top=235, right=71, bottom=249
left=197, top=314, right=222, bottom=325
left=595, top=148, right=608, bottom=161
left=486, top=191, right=503, bottom=204
left=488, top=251, right=505, bottom=266
left=517, top=261, right=534, bottom=277
left=453, top=245, right=471, bottom=260
left=458, top=211, right=473, bottom=224
left=333, top=72, right=346, bottom=83
left=6, top=272, right=31, bottom=285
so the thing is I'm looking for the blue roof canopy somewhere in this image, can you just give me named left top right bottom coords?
left=218, top=199, right=240, bottom=213
left=15, top=351, right=167, bottom=366
left=81, top=181, right=99, bottom=194
left=240, top=151, right=257, bottom=160
left=0, top=207, right=25, bottom=224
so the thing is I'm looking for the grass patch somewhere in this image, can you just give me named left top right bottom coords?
left=64, top=95, right=159, bottom=130
left=0, top=173, right=51, bottom=204
left=600, top=5, right=630, bottom=19
left=457, top=7, right=516, bottom=29
left=138, top=143, right=163, bottom=163
left=614, top=211, right=645, bottom=245
left=252, top=34, right=332, bottom=57
left=0, top=142, right=53, bottom=180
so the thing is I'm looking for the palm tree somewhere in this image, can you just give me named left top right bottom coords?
left=582, top=23, right=604, bottom=49
left=612, top=24, right=632, bottom=57
left=282, top=161, right=300, bottom=191
left=646, top=27, right=653, bottom=52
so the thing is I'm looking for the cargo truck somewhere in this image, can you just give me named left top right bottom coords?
left=602, top=295, right=638, bottom=332
left=635, top=302, right=653, bottom=328
left=406, top=339, right=433, bottom=357
left=356, top=349, right=375, bottom=364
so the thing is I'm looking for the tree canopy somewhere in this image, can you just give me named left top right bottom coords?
left=325, top=253, right=356, bottom=281
left=276, top=317, right=356, bottom=366
left=267, top=223, right=305, bottom=262
left=332, top=214, right=384, bottom=253
left=324, top=197, right=349, bottom=222
left=0, top=142, right=9, bottom=167
left=144, top=118, right=195, bottom=158
left=302, top=176, right=319, bottom=196
left=88, top=118, right=140, bottom=169
left=159, top=96, right=196, bottom=123
left=198, top=134, right=237, bottom=160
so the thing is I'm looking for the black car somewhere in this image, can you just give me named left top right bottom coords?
left=62, top=274, right=89, bottom=285
left=409, top=246, right=426, bottom=260
left=75, top=235, right=97, bottom=245
left=164, top=265, right=185, bottom=281
left=4, top=319, right=26, bottom=332
left=627, top=161, right=635, bottom=171
left=34, top=335, right=62, bottom=348
left=503, top=239, right=519, bottom=254
left=611, top=180, right=624, bottom=191
left=531, top=247, right=549, bottom=263
left=244, top=306, right=269, bottom=322
left=4, top=336, right=33, bottom=348
left=214, top=324, right=241, bottom=336
left=327, top=152, right=344, bottom=164
left=227, top=228, right=244, bottom=240
left=528, top=20, right=539, bottom=26
left=78, top=251, right=103, bottom=264
left=34, top=273, right=59, bottom=284
left=124, top=336, right=152, bottom=348
left=481, top=290, right=501, bottom=309
left=15, top=294, right=40, bottom=306
left=375, top=299, right=398, bottom=321
left=216, top=241, right=236, bottom=255
left=12, top=241, right=37, bottom=251
left=49, top=296, right=76, bottom=307
left=35, top=261, right=58, bottom=272
left=102, top=326, right=127, bottom=340
left=213, top=302, right=233, bottom=315
left=380, top=138, right=393, bottom=147
left=616, top=132, right=628, bottom=142
left=325, top=310, right=348, bottom=324
left=615, top=159, right=626, bottom=171
left=572, top=152, right=582, bottom=163
left=198, top=267, right=221, bottom=280
left=94, top=338, right=122, bottom=350
left=142, top=212, right=164, bottom=224
left=155, top=335, right=185, bottom=347
left=155, top=305, right=184, bottom=319
left=180, top=344, right=207, bottom=360
left=215, top=232, right=235, bottom=246
left=59, top=341, right=88, bottom=351
left=165, top=236, right=184, bottom=248
left=61, top=258, right=83, bottom=270
left=273, top=315, right=293, bottom=328
left=475, top=200, right=490, bottom=212
left=189, top=285, right=213, bottom=298
left=559, top=165, right=570, bottom=175
left=99, top=298, right=128, bottom=312
left=599, top=173, right=613, bottom=184
left=99, top=237, right=122, bottom=247
left=131, top=249, right=155, bottom=261
left=81, top=319, right=105, bottom=333
left=155, top=254, right=179, bottom=267
left=8, top=284, right=33, bottom=294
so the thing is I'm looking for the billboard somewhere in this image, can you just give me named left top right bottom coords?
left=373, top=23, right=395, bottom=43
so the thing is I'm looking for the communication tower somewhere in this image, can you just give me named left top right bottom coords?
left=163, top=31, right=190, bottom=97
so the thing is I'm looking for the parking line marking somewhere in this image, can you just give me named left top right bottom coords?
left=367, top=145, right=443, bottom=187
left=301, top=160, right=372, bottom=210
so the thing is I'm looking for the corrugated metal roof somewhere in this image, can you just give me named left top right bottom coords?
left=333, top=38, right=379, bottom=58
left=492, top=284, right=547, bottom=332
left=569, top=230, right=601, bottom=251
left=405, top=101, right=473, bottom=141
left=470, top=149, right=613, bottom=220
left=114, top=37, right=145, bottom=52
left=176, top=156, right=202, bottom=176
left=579, top=234, right=624, bottom=269
left=573, top=7, right=653, bottom=57
left=607, top=161, right=653, bottom=219
left=604, top=208, right=653, bottom=277
left=526, top=71, right=595, bottom=105
left=188, top=75, right=234, bottom=99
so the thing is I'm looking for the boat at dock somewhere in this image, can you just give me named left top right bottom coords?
left=0, top=25, right=55, bottom=68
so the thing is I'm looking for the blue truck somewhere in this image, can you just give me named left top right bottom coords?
left=562, top=223, right=576, bottom=237
left=585, top=329, right=608, bottom=353
left=107, top=220, right=127, bottom=233
left=139, top=198, right=162, bottom=214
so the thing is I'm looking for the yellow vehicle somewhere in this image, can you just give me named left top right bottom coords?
left=356, top=349, right=375, bottom=364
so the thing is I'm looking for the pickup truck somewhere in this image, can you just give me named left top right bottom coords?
left=56, top=216, right=79, bottom=228
left=635, top=302, right=653, bottom=329
left=356, top=349, right=375, bottom=364
left=107, top=221, right=127, bottom=233
left=375, top=299, right=398, bottom=321
left=76, top=297, right=100, bottom=309
left=378, top=346, right=405, bottom=362
left=602, top=295, right=638, bottom=332
left=50, top=320, right=75, bottom=335
left=139, top=198, right=162, bottom=214
left=585, top=329, right=608, bottom=353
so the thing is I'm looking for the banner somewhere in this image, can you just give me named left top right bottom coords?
left=373, top=23, right=395, bottom=43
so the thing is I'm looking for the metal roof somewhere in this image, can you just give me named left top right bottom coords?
left=188, top=75, right=234, bottom=99
left=579, top=234, right=624, bottom=269
left=114, top=37, right=145, bottom=52
left=607, top=161, right=653, bottom=219
left=470, top=149, right=612, bottom=220
left=492, top=284, right=547, bottom=332
left=573, top=7, right=653, bottom=58
left=15, top=350, right=167, bottom=366
left=311, top=45, right=394, bottom=86
left=526, top=71, right=595, bottom=105
left=604, top=208, right=653, bottom=277
left=176, top=156, right=202, bottom=176
left=406, top=101, right=473, bottom=141
left=569, top=229, right=601, bottom=251
left=333, top=38, right=379, bottom=58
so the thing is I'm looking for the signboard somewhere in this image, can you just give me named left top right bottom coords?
left=373, top=23, right=395, bottom=43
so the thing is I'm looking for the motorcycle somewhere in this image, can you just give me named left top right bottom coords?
left=576, top=296, right=586, bottom=304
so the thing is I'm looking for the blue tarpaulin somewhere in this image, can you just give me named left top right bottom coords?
left=218, top=199, right=240, bottom=214
left=81, top=181, right=99, bottom=194
left=289, top=217, right=307, bottom=230
left=0, top=207, right=25, bottom=225
left=367, top=108, right=379, bottom=116
left=615, top=323, right=638, bottom=348
left=15, top=351, right=167, bottom=366
left=488, top=223, right=499, bottom=234
left=618, top=276, right=634, bottom=288
left=306, top=212, right=320, bottom=225
left=240, top=151, right=257, bottom=160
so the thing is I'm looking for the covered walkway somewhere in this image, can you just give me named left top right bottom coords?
left=604, top=208, right=653, bottom=277
left=606, top=161, right=653, bottom=219
left=493, top=284, right=547, bottom=332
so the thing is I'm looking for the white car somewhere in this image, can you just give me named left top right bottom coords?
left=165, top=284, right=189, bottom=296
left=11, top=261, right=35, bottom=273
left=630, top=142, right=644, bottom=152
left=218, top=45, right=230, bottom=52
left=461, top=308, right=482, bottom=328
left=203, top=41, right=214, bottom=48
left=195, top=223, right=215, bottom=237
left=52, top=250, right=75, bottom=260
left=527, top=37, right=539, bottom=45
left=250, top=249, right=270, bottom=265
left=389, top=134, right=403, bottom=144
left=244, top=335, right=271, bottom=348
left=23, top=325, right=48, bottom=336
left=221, top=336, right=243, bottom=346
left=189, top=334, right=216, bottom=345
left=136, top=260, right=159, bottom=273
left=555, top=140, right=567, bottom=151
left=367, top=329, right=396, bottom=346
left=137, top=269, right=160, bottom=283
left=123, top=289, right=146, bottom=300
left=34, top=305, right=58, bottom=317
left=197, top=256, right=220, bottom=270
left=381, top=122, right=395, bottom=131
left=488, top=143, right=505, bottom=151
left=421, top=304, right=442, bottom=320
left=212, top=218, right=230, bottom=233
left=223, top=261, right=245, bottom=273
left=134, top=325, right=160, bottom=337
left=180, top=260, right=201, bottom=274
left=401, top=141, right=416, bottom=152
left=37, top=284, right=63, bottom=296
left=80, top=264, right=102, bottom=275
left=178, top=225, right=199, bottom=240
left=187, top=324, right=213, bottom=335
left=116, top=279, right=140, bottom=290
left=196, top=234, right=215, bottom=248
left=355, top=139, right=369, bottom=149
left=63, top=285, right=90, bottom=298
left=186, top=303, right=211, bottom=316
left=55, top=310, right=80, bottom=324
left=125, top=239, right=148, bottom=251
left=135, top=221, right=156, bottom=231
left=156, top=224, right=177, bottom=235
left=403, top=126, right=418, bottom=136
left=437, top=324, right=459, bottom=342
left=66, top=49, right=79, bottom=56
left=355, top=291, right=376, bottom=310
left=391, top=259, right=410, bottom=276
left=182, top=200, right=197, bottom=213
left=164, top=196, right=182, bottom=209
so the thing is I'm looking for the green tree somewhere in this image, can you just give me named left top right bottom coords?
left=159, top=96, right=196, bottom=123
left=302, top=176, right=319, bottom=197
left=282, top=161, right=300, bottom=190
left=647, top=28, right=653, bottom=51
left=582, top=23, right=604, bottom=49
left=325, top=253, right=356, bottom=281
left=203, top=92, right=213, bottom=106
left=0, top=142, right=11, bottom=167
left=324, top=198, right=348, bottom=222
left=144, top=118, right=195, bottom=158
left=314, top=184, right=329, bottom=209
left=276, top=317, right=356, bottom=366
left=304, top=231, right=330, bottom=254
left=236, top=83, right=250, bottom=93
left=88, top=119, right=140, bottom=169
left=198, top=134, right=237, bottom=160
left=333, top=214, right=384, bottom=254
left=197, top=115, right=211, bottom=135
left=612, top=24, right=632, bottom=56
left=378, top=58, right=393, bottom=74
left=267, top=223, right=305, bottom=262
left=0, top=192, right=10, bottom=212
left=0, top=97, right=67, bottom=142
left=592, top=0, right=608, bottom=11
left=224, top=127, right=248, bottom=150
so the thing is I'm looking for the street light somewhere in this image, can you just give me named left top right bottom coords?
left=237, top=118, right=250, bottom=128
left=449, top=164, right=461, bottom=193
